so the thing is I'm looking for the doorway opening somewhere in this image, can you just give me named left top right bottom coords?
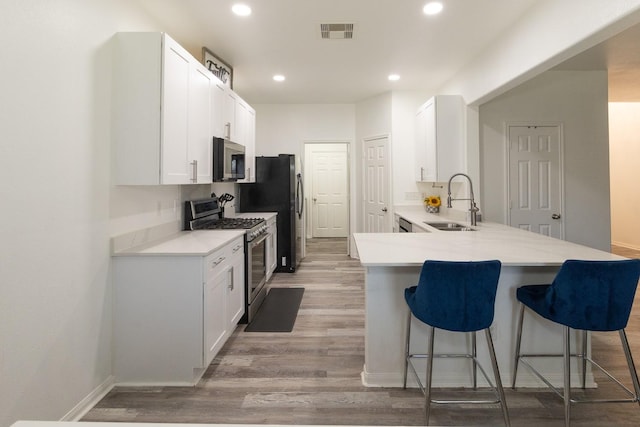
left=303, top=142, right=351, bottom=253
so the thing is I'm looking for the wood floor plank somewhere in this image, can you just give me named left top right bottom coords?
left=82, top=239, right=640, bottom=426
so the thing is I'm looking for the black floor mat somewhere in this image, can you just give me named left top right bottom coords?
left=244, top=288, right=305, bottom=332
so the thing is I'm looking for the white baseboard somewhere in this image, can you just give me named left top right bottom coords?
left=611, top=240, right=640, bottom=251
left=61, top=375, right=115, bottom=421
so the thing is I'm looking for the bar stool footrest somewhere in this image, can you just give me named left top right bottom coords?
left=517, top=354, right=639, bottom=403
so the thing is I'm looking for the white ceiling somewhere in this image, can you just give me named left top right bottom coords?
left=138, top=0, right=640, bottom=104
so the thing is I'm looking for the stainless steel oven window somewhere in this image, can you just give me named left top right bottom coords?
left=248, top=234, right=267, bottom=300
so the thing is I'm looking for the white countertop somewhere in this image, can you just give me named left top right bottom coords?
left=112, top=212, right=276, bottom=257
left=113, top=230, right=246, bottom=257
left=355, top=206, right=623, bottom=267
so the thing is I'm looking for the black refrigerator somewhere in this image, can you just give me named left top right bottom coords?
left=238, top=154, right=305, bottom=272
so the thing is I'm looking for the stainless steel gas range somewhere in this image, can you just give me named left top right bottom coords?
left=185, top=197, right=268, bottom=323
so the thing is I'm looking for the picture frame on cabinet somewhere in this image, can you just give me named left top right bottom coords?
left=202, top=47, right=233, bottom=89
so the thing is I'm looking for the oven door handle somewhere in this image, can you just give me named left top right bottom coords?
left=249, top=233, right=268, bottom=247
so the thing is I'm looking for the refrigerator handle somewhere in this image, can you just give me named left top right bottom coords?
left=296, top=173, right=304, bottom=219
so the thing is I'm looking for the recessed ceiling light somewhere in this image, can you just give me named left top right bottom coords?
left=423, top=2, right=443, bottom=15
left=388, top=74, right=400, bottom=81
left=273, top=75, right=285, bottom=82
left=232, top=4, right=252, bottom=16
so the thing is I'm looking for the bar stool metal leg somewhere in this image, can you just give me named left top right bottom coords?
left=581, top=330, right=587, bottom=389
left=512, top=303, right=525, bottom=389
left=485, top=328, right=511, bottom=427
left=425, top=326, right=435, bottom=425
left=619, top=329, right=640, bottom=406
left=563, top=326, right=571, bottom=427
left=472, top=331, right=477, bottom=390
left=403, top=309, right=411, bottom=389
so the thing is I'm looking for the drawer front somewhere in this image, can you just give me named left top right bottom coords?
left=204, top=236, right=244, bottom=281
left=229, top=237, right=244, bottom=259
left=205, top=247, right=227, bottom=281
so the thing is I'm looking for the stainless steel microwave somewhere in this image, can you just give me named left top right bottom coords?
left=213, top=137, right=245, bottom=181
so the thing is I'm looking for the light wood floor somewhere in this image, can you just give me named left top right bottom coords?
left=83, top=240, right=640, bottom=426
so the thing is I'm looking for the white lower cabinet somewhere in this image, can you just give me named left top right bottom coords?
left=227, top=241, right=246, bottom=327
left=266, top=216, right=277, bottom=280
left=203, top=268, right=227, bottom=366
left=114, top=236, right=245, bottom=385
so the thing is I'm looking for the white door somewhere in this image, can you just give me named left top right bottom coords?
left=507, top=125, right=564, bottom=238
left=308, top=144, right=349, bottom=237
left=363, top=136, right=392, bottom=233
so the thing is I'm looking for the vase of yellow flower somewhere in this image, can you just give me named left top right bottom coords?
left=424, top=195, right=441, bottom=213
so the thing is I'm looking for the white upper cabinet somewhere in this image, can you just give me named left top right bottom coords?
left=415, top=95, right=464, bottom=182
left=186, top=55, right=213, bottom=183
left=235, top=98, right=256, bottom=182
left=245, top=107, right=256, bottom=182
left=223, top=89, right=238, bottom=141
left=211, top=79, right=226, bottom=138
left=112, top=32, right=212, bottom=185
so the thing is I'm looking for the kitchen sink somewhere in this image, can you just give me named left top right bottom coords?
left=424, top=221, right=475, bottom=231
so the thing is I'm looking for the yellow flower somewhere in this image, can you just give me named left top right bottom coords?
left=424, top=196, right=441, bottom=207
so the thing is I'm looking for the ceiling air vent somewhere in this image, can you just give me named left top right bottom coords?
left=320, top=23, right=354, bottom=40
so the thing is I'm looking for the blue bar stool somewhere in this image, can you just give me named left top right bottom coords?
left=403, top=260, right=510, bottom=426
left=512, top=259, right=640, bottom=426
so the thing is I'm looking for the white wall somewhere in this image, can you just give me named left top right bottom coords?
left=479, top=71, right=611, bottom=251
left=391, top=91, right=430, bottom=205
left=253, top=104, right=356, bottom=157
left=609, top=103, right=640, bottom=250
left=0, top=2, right=198, bottom=426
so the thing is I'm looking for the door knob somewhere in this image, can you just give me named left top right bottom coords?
left=382, top=207, right=388, bottom=212
left=552, top=213, right=561, bottom=220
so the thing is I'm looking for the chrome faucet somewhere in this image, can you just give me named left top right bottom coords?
left=447, top=173, right=480, bottom=226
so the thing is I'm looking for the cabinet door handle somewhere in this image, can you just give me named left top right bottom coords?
left=212, top=256, right=225, bottom=267
left=191, top=160, right=198, bottom=183
left=228, top=268, right=234, bottom=290
left=233, top=244, right=242, bottom=253
left=420, top=167, right=424, bottom=181
left=225, top=122, right=231, bottom=139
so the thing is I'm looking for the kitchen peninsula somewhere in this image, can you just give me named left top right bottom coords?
left=353, top=207, right=624, bottom=388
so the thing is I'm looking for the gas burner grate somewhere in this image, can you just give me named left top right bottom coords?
left=195, top=217, right=265, bottom=230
